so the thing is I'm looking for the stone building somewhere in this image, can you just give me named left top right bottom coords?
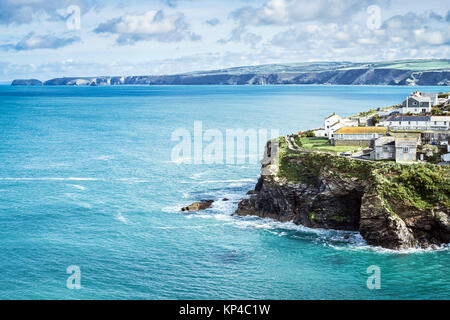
left=371, top=136, right=395, bottom=160
left=395, top=138, right=418, bottom=163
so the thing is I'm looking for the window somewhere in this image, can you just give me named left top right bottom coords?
left=403, top=147, right=409, bottom=153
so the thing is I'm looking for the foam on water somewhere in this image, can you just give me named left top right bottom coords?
left=67, top=184, right=86, bottom=191
left=116, top=212, right=129, bottom=224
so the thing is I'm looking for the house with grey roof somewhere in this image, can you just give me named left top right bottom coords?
left=383, top=115, right=431, bottom=131
left=401, top=92, right=434, bottom=114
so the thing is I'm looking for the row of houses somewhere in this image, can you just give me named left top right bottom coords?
left=381, top=115, right=450, bottom=131
left=331, top=126, right=419, bottom=162
left=311, top=91, right=450, bottom=164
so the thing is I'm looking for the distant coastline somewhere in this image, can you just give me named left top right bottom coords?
left=11, top=59, right=450, bottom=87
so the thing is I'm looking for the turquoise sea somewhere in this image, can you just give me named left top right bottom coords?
left=0, top=85, right=448, bottom=300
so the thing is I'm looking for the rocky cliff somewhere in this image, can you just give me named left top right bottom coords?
left=11, top=79, right=42, bottom=86
left=236, top=139, right=450, bottom=250
left=11, top=59, right=450, bottom=86
left=11, top=69, right=450, bottom=86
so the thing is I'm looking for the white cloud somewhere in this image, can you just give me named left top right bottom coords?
left=94, top=10, right=201, bottom=44
left=230, top=0, right=381, bottom=26
left=0, top=0, right=100, bottom=25
left=269, top=10, right=450, bottom=60
left=1, top=32, right=80, bottom=51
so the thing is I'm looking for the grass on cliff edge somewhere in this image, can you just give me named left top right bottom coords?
left=277, top=138, right=450, bottom=211
left=293, top=136, right=361, bottom=153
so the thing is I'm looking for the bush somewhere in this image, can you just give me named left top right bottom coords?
left=398, top=166, right=450, bottom=204
left=372, top=114, right=380, bottom=125
left=304, top=130, right=315, bottom=138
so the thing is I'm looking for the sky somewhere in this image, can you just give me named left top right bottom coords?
left=0, top=0, right=449, bottom=81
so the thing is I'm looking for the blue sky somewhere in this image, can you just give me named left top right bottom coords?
left=0, top=0, right=449, bottom=80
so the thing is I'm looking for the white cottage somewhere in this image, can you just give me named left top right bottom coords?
left=401, top=92, right=434, bottom=114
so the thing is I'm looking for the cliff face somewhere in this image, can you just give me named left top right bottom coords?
left=236, top=142, right=450, bottom=250
left=11, top=79, right=42, bottom=86
left=11, top=69, right=450, bottom=86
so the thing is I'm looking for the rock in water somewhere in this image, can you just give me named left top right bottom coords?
left=181, top=200, right=214, bottom=212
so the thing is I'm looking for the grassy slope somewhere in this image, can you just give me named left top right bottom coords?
left=294, top=136, right=361, bottom=153
left=184, top=59, right=450, bottom=76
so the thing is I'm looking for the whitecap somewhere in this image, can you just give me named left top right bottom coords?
left=67, top=184, right=86, bottom=191
left=116, top=212, right=128, bottom=224
left=94, top=155, right=115, bottom=161
left=116, top=178, right=149, bottom=183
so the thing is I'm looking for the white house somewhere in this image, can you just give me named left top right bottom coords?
left=324, top=113, right=342, bottom=138
left=430, top=116, right=450, bottom=130
left=323, top=113, right=358, bottom=139
left=383, top=116, right=431, bottom=131
left=371, top=136, right=395, bottom=160
left=395, top=137, right=418, bottom=163
left=401, top=92, right=435, bottom=114
left=442, top=152, right=450, bottom=163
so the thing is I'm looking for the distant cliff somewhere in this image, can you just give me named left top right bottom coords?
left=11, top=79, right=42, bottom=86
left=11, top=60, right=450, bottom=86
left=236, top=138, right=450, bottom=250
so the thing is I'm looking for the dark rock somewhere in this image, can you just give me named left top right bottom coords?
left=181, top=200, right=214, bottom=212
left=222, top=198, right=229, bottom=201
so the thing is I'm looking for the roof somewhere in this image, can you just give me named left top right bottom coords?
left=386, top=116, right=431, bottom=122
left=325, top=113, right=341, bottom=120
left=335, top=126, right=387, bottom=134
left=375, top=136, right=395, bottom=146
left=431, top=116, right=450, bottom=121
left=395, top=137, right=418, bottom=146
left=395, top=137, right=418, bottom=141
left=389, top=132, right=421, bottom=138
left=408, top=95, right=431, bottom=103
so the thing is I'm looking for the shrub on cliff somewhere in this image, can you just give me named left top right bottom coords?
left=398, top=166, right=450, bottom=205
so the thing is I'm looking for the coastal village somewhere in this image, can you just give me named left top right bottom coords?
left=302, top=91, right=450, bottom=164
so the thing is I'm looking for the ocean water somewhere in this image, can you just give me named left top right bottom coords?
left=0, top=84, right=448, bottom=300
